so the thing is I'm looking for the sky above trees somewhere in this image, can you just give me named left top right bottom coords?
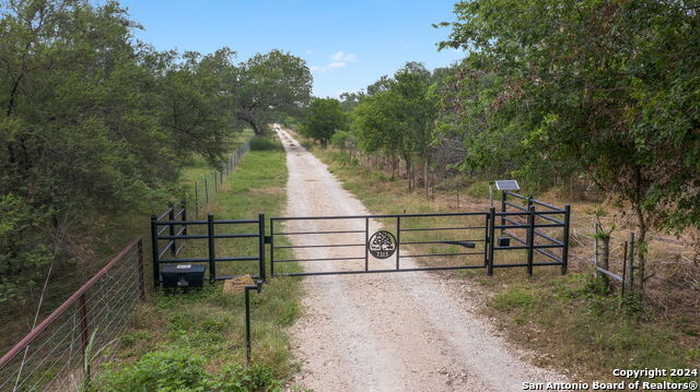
left=118, top=0, right=466, bottom=98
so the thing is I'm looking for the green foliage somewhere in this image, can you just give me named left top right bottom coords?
left=439, top=0, right=700, bottom=234
left=249, top=136, right=283, bottom=151
left=300, top=98, right=346, bottom=146
left=233, top=50, right=313, bottom=136
left=98, top=348, right=210, bottom=392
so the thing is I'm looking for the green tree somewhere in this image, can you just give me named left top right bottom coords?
left=440, top=0, right=700, bottom=271
left=232, top=50, right=313, bottom=135
left=301, top=98, right=346, bottom=147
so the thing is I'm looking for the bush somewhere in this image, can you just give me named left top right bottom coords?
left=464, top=181, right=491, bottom=199
left=97, top=348, right=284, bottom=392
left=249, top=136, right=282, bottom=151
left=98, top=348, right=209, bottom=392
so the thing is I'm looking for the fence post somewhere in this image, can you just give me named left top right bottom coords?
left=527, top=206, right=535, bottom=276
left=204, top=177, right=209, bottom=205
left=594, top=223, right=610, bottom=289
left=483, top=213, right=489, bottom=267
left=258, top=214, right=266, bottom=282
left=562, top=205, right=571, bottom=275
left=150, top=215, right=160, bottom=288
left=245, top=286, right=252, bottom=364
left=137, top=239, right=145, bottom=300
left=500, top=192, right=507, bottom=235
left=208, top=214, right=216, bottom=283
left=488, top=207, right=496, bottom=276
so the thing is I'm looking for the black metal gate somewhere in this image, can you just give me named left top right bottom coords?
left=269, top=193, right=570, bottom=278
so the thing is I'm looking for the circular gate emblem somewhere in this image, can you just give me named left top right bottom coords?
left=368, top=230, right=397, bottom=259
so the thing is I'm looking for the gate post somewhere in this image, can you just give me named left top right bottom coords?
left=150, top=215, right=160, bottom=288
left=258, top=213, right=266, bottom=282
left=487, top=208, right=496, bottom=276
left=208, top=214, right=216, bottom=283
left=526, top=206, right=535, bottom=276
left=562, top=205, right=571, bottom=275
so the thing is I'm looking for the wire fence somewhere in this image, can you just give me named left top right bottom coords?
left=0, top=239, right=145, bottom=392
left=192, top=141, right=250, bottom=218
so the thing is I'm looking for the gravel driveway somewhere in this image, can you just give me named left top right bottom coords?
left=277, top=128, right=567, bottom=392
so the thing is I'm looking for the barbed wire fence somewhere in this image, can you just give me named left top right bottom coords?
left=0, top=239, right=145, bottom=392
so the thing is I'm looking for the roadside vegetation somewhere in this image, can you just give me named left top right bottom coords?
left=304, top=144, right=699, bottom=383
left=93, top=139, right=307, bottom=391
left=0, top=0, right=311, bottom=353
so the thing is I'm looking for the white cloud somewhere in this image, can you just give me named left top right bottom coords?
left=331, top=51, right=357, bottom=63
left=310, top=51, right=359, bottom=73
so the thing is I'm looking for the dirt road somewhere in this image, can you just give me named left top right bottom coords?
left=277, top=128, right=566, bottom=392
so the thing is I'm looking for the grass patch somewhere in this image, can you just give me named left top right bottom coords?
left=94, top=149, right=306, bottom=391
left=310, top=146, right=700, bottom=384
left=250, top=135, right=284, bottom=151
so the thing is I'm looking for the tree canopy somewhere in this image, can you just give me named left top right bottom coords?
left=301, top=98, right=346, bottom=146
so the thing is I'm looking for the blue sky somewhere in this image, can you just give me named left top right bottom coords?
left=118, top=0, right=466, bottom=98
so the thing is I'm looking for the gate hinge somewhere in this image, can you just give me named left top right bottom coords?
left=264, top=235, right=272, bottom=244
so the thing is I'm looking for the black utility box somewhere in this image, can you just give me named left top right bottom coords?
left=161, top=264, right=206, bottom=289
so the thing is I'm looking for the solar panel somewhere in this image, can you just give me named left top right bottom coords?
left=495, top=180, right=520, bottom=191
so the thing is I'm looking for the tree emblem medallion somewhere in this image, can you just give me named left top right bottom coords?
left=368, top=230, right=397, bottom=259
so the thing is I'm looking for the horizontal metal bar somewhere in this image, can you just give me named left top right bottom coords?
left=502, top=232, right=562, bottom=262
left=536, top=213, right=565, bottom=225
left=596, top=266, right=623, bottom=282
left=271, top=211, right=488, bottom=221
left=400, top=239, right=485, bottom=245
left=400, top=226, right=486, bottom=232
left=158, top=234, right=207, bottom=240
left=214, top=233, right=260, bottom=239
left=274, top=264, right=487, bottom=277
left=215, top=219, right=259, bottom=224
left=505, top=191, right=528, bottom=200
left=156, top=220, right=208, bottom=226
left=531, top=198, right=565, bottom=211
left=495, top=244, right=564, bottom=250
left=496, top=210, right=565, bottom=216
left=215, top=256, right=260, bottom=262
left=273, top=256, right=366, bottom=263
left=214, top=274, right=262, bottom=281
left=400, top=252, right=484, bottom=258
left=493, top=262, right=563, bottom=268
left=504, top=202, right=527, bottom=212
left=494, top=223, right=565, bottom=229
left=274, top=230, right=365, bottom=235
left=273, top=243, right=366, bottom=249
left=157, top=208, right=173, bottom=221
left=156, top=219, right=259, bottom=226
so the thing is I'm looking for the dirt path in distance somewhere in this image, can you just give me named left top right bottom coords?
left=277, top=128, right=568, bottom=392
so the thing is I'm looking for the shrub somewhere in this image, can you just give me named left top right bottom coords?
left=249, top=136, right=282, bottom=151
left=97, top=348, right=209, bottom=392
